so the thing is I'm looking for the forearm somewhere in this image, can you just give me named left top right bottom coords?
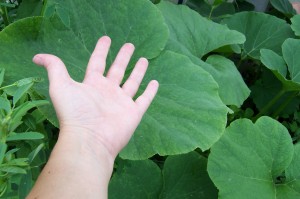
left=27, top=130, right=114, bottom=199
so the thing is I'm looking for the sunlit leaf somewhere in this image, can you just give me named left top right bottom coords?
left=222, top=12, right=294, bottom=59
left=208, top=117, right=297, bottom=199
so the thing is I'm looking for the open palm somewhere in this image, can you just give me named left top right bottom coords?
left=33, top=36, right=159, bottom=158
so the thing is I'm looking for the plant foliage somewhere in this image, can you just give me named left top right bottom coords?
left=0, top=0, right=300, bottom=198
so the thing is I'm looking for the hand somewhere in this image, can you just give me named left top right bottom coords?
left=33, top=36, right=159, bottom=159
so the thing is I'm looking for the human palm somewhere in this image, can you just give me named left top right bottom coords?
left=33, top=36, right=158, bottom=158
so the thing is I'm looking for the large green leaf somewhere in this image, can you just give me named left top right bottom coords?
left=109, top=152, right=217, bottom=199
left=0, top=0, right=169, bottom=125
left=157, top=1, right=249, bottom=107
left=160, top=152, right=217, bottom=199
left=0, top=0, right=228, bottom=159
left=222, top=11, right=294, bottom=59
left=208, top=116, right=299, bottom=199
left=108, top=159, right=162, bottom=199
left=159, top=1, right=245, bottom=58
left=205, top=55, right=250, bottom=107
left=121, top=51, right=228, bottom=159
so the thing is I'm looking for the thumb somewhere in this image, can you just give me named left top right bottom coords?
left=33, top=54, right=71, bottom=87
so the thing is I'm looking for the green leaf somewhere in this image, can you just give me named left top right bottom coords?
left=278, top=144, right=300, bottom=198
left=186, top=0, right=235, bottom=21
left=108, top=159, right=162, bottom=199
left=18, top=170, right=34, bottom=199
left=3, top=158, right=28, bottom=167
left=260, top=38, right=300, bottom=91
left=44, top=2, right=70, bottom=28
left=9, top=100, right=49, bottom=131
left=157, top=1, right=248, bottom=107
left=16, top=0, right=43, bottom=19
left=261, top=49, right=287, bottom=76
left=270, top=0, right=296, bottom=15
left=291, top=14, right=300, bottom=36
left=0, top=68, right=4, bottom=87
left=13, top=82, right=33, bottom=107
left=28, top=143, right=44, bottom=163
left=205, top=55, right=250, bottom=107
left=0, top=0, right=229, bottom=159
left=251, top=68, right=300, bottom=115
left=282, top=38, right=300, bottom=84
left=208, top=116, right=296, bottom=199
left=14, top=77, right=43, bottom=87
left=159, top=1, right=245, bottom=58
left=109, top=152, right=217, bottom=199
left=120, top=51, right=228, bottom=159
left=0, top=143, right=7, bottom=164
left=0, top=96, right=11, bottom=113
left=6, top=132, right=44, bottom=142
left=222, top=11, right=294, bottom=59
left=0, top=3, right=16, bottom=8
left=160, top=152, right=217, bottom=199
left=0, top=166, right=27, bottom=174
left=0, top=0, right=169, bottom=127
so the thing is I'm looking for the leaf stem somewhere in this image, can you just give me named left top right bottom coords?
left=253, top=88, right=286, bottom=121
left=208, top=5, right=216, bottom=19
left=41, top=0, right=48, bottom=16
left=0, top=5, right=10, bottom=26
left=271, top=91, right=299, bottom=119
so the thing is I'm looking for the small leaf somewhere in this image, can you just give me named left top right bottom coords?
left=0, top=143, right=7, bottom=164
left=0, top=166, right=27, bottom=174
left=270, top=0, right=296, bottom=15
left=28, top=143, right=44, bottom=163
left=7, top=132, right=44, bottom=142
left=13, top=82, right=34, bottom=107
left=291, top=14, right=300, bottom=36
left=0, top=2, right=16, bottom=7
left=10, top=100, right=49, bottom=126
left=260, top=49, right=287, bottom=76
left=0, top=96, right=11, bottom=113
left=260, top=38, right=300, bottom=91
left=0, top=68, right=4, bottom=87
left=3, top=158, right=28, bottom=167
left=14, top=77, right=43, bottom=87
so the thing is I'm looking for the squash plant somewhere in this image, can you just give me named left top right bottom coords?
left=0, top=0, right=300, bottom=198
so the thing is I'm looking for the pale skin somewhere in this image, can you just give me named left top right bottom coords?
left=26, top=36, right=159, bottom=199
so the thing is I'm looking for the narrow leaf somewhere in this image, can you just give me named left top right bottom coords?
left=13, top=82, right=34, bottom=106
left=0, top=143, right=7, bottom=164
left=0, top=68, right=4, bottom=87
left=7, top=132, right=44, bottom=142
left=28, top=143, right=44, bottom=163
left=0, top=166, right=27, bottom=174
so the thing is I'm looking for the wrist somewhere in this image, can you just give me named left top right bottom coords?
left=54, top=127, right=115, bottom=176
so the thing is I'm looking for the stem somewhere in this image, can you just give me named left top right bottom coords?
left=271, top=91, right=298, bottom=119
left=208, top=6, right=215, bottom=19
left=41, top=0, right=48, bottom=16
left=0, top=83, right=16, bottom=91
left=253, top=88, right=286, bottom=121
left=0, top=6, right=10, bottom=26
